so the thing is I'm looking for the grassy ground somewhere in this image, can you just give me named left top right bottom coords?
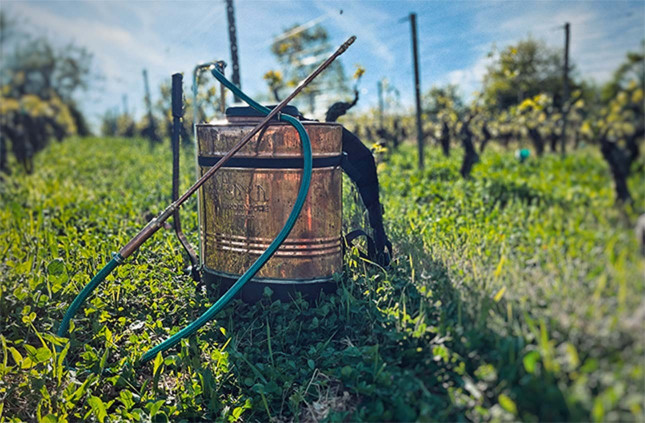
left=0, top=137, right=643, bottom=422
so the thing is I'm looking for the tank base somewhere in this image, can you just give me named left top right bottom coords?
left=202, top=268, right=338, bottom=303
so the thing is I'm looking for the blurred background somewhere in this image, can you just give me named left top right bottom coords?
left=1, top=1, right=643, bottom=165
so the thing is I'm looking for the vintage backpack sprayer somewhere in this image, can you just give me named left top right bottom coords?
left=57, top=36, right=391, bottom=364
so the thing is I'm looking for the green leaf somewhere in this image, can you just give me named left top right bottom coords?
left=47, top=258, right=69, bottom=285
left=43, top=332, right=68, bottom=347
left=592, top=398, right=604, bottom=422
left=41, top=414, right=57, bottom=423
left=228, top=398, right=252, bottom=422
left=341, top=365, right=352, bottom=378
left=88, top=395, right=108, bottom=423
left=34, top=347, right=51, bottom=363
left=523, top=350, right=541, bottom=374
left=104, top=326, right=113, bottom=344
left=99, top=348, right=109, bottom=372
left=8, top=346, right=23, bottom=366
left=21, top=312, right=37, bottom=325
left=152, top=411, right=169, bottom=423
left=24, top=344, right=37, bottom=358
left=494, top=256, right=506, bottom=278
left=498, top=394, right=518, bottom=415
left=147, top=399, right=165, bottom=417
left=231, top=406, right=244, bottom=420
left=565, top=343, right=580, bottom=369
left=153, top=352, right=163, bottom=378
left=119, top=390, right=135, bottom=411
left=493, top=286, right=506, bottom=302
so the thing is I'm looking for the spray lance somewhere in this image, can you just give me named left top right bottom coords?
left=57, top=36, right=356, bottom=364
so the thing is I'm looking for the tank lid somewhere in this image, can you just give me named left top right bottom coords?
left=226, top=105, right=301, bottom=119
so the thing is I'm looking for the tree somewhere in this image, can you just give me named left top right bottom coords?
left=369, top=78, right=406, bottom=150
left=423, top=84, right=462, bottom=157
left=266, top=23, right=348, bottom=114
left=511, top=93, right=565, bottom=156
left=601, top=42, right=645, bottom=102
left=581, top=48, right=645, bottom=203
left=482, top=39, right=564, bottom=110
left=468, top=100, right=494, bottom=153
left=100, top=108, right=136, bottom=138
left=424, top=84, right=463, bottom=114
left=0, top=11, right=93, bottom=173
left=2, top=37, right=93, bottom=103
left=0, top=92, right=76, bottom=173
left=456, top=111, right=480, bottom=178
left=491, top=110, right=517, bottom=148
left=263, top=70, right=284, bottom=102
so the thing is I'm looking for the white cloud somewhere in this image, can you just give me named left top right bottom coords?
left=435, top=2, right=643, bottom=99
left=4, top=1, right=227, bottom=125
left=11, top=2, right=168, bottom=69
left=443, top=54, right=494, bottom=99
left=483, top=3, right=642, bottom=81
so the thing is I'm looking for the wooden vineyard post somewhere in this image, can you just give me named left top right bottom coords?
left=225, top=0, right=241, bottom=103
left=561, top=22, right=570, bottom=154
left=409, top=13, right=424, bottom=170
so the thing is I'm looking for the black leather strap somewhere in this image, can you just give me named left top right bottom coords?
left=343, top=229, right=392, bottom=267
left=341, top=128, right=392, bottom=267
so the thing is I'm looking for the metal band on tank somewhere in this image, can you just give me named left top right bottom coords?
left=202, top=266, right=339, bottom=285
left=198, top=155, right=342, bottom=169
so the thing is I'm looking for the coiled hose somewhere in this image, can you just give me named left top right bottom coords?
left=57, top=68, right=313, bottom=365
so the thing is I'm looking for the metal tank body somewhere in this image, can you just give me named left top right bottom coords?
left=196, top=107, right=343, bottom=301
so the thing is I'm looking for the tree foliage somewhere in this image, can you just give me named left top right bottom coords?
left=100, top=72, right=222, bottom=144
left=422, top=84, right=462, bottom=157
left=0, top=11, right=93, bottom=174
left=588, top=70, right=644, bottom=203
left=482, top=39, right=564, bottom=110
left=266, top=23, right=348, bottom=114
left=601, top=42, right=645, bottom=102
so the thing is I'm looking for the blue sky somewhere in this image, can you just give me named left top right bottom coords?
left=3, top=0, right=644, bottom=126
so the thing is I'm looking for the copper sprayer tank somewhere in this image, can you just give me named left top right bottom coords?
left=196, top=106, right=343, bottom=301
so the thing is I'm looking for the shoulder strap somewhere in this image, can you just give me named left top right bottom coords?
left=340, top=128, right=392, bottom=267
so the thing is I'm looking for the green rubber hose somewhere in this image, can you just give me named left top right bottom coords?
left=57, top=253, right=123, bottom=338
left=56, top=67, right=313, bottom=366
left=139, top=69, right=312, bottom=363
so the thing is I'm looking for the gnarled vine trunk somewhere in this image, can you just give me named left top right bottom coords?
left=459, top=115, right=479, bottom=178
left=599, top=125, right=643, bottom=204
left=528, top=128, right=545, bottom=157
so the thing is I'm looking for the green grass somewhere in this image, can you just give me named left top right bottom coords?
left=1, top=137, right=643, bottom=422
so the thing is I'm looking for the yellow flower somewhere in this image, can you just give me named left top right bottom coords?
left=263, top=70, right=283, bottom=85
left=0, top=97, right=19, bottom=114
left=353, top=65, right=365, bottom=80
left=277, top=42, right=289, bottom=55
left=371, top=143, right=387, bottom=154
